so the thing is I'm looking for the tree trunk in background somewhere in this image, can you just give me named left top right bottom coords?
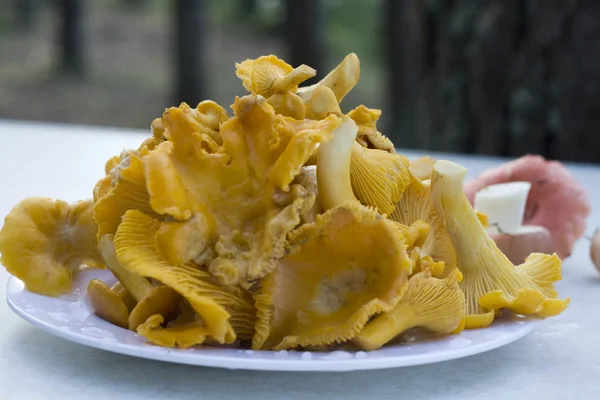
left=57, top=0, right=84, bottom=77
left=122, top=0, right=148, bottom=7
left=284, top=0, right=323, bottom=80
left=15, top=0, right=37, bottom=30
left=384, top=0, right=423, bottom=149
left=173, top=0, right=205, bottom=106
left=241, top=0, right=256, bottom=17
left=397, top=0, right=600, bottom=163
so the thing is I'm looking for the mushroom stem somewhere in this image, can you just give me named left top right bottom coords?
left=309, top=85, right=342, bottom=120
left=354, top=302, right=415, bottom=350
left=317, top=115, right=359, bottom=210
left=99, top=234, right=153, bottom=302
left=305, top=146, right=319, bottom=166
left=431, top=161, right=484, bottom=272
left=297, top=53, right=360, bottom=103
left=272, top=65, right=316, bottom=93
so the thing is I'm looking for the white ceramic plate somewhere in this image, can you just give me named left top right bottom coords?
left=6, top=269, right=538, bottom=372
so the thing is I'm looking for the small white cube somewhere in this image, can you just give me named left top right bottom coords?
left=474, top=181, right=531, bottom=234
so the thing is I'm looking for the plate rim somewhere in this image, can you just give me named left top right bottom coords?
left=6, top=275, right=538, bottom=372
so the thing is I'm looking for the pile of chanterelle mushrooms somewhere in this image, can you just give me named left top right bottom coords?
left=0, top=54, right=570, bottom=350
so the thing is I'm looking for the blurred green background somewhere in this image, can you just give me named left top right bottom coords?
left=0, top=0, right=384, bottom=128
left=3, top=0, right=600, bottom=162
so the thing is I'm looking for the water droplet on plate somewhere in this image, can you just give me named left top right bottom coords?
left=244, top=350, right=254, bottom=355
left=68, top=301, right=91, bottom=321
left=101, top=336, right=118, bottom=343
left=48, top=311, right=71, bottom=323
left=354, top=351, right=367, bottom=359
left=301, top=352, right=313, bottom=360
left=321, top=351, right=353, bottom=360
left=60, top=293, right=78, bottom=302
left=80, top=327, right=114, bottom=339
left=449, top=338, right=472, bottom=348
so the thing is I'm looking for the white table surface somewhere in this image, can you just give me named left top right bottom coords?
left=1, top=120, right=599, bottom=400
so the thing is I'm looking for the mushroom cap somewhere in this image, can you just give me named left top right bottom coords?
left=87, top=279, right=130, bottom=329
left=350, top=143, right=411, bottom=215
left=0, top=197, right=103, bottom=296
left=347, top=105, right=395, bottom=153
left=391, top=177, right=457, bottom=275
left=236, top=55, right=293, bottom=97
left=128, top=285, right=181, bottom=331
left=409, top=157, right=435, bottom=181
left=253, top=202, right=412, bottom=350
left=410, top=250, right=446, bottom=278
left=110, top=281, right=137, bottom=311
left=94, top=152, right=157, bottom=237
left=464, top=155, right=590, bottom=258
left=297, top=53, right=360, bottom=103
left=104, top=156, right=120, bottom=175
left=93, top=176, right=113, bottom=203
left=307, top=85, right=341, bottom=120
left=136, top=117, right=167, bottom=153
left=236, top=55, right=315, bottom=98
left=155, top=212, right=213, bottom=266
left=389, top=220, right=431, bottom=251
left=98, top=234, right=154, bottom=303
left=266, top=92, right=306, bottom=120
left=353, top=270, right=465, bottom=350
left=144, top=96, right=340, bottom=286
left=137, top=314, right=208, bottom=348
left=114, top=209, right=256, bottom=343
left=290, top=166, right=323, bottom=224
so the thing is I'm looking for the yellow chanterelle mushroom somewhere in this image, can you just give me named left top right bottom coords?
left=114, top=211, right=256, bottom=343
left=347, top=105, right=395, bottom=153
left=311, top=85, right=410, bottom=215
left=408, top=156, right=435, bottom=181
left=98, top=235, right=181, bottom=332
left=0, top=197, right=103, bottom=296
left=354, top=269, right=465, bottom=350
left=236, top=55, right=315, bottom=119
left=137, top=313, right=209, bottom=349
left=253, top=107, right=413, bottom=350
left=253, top=202, right=412, bottom=350
left=391, top=176, right=457, bottom=276
left=87, top=279, right=130, bottom=329
left=143, top=96, right=339, bottom=286
left=297, top=53, right=360, bottom=104
left=431, top=160, right=570, bottom=328
left=94, top=152, right=156, bottom=237
left=0, top=52, right=574, bottom=352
